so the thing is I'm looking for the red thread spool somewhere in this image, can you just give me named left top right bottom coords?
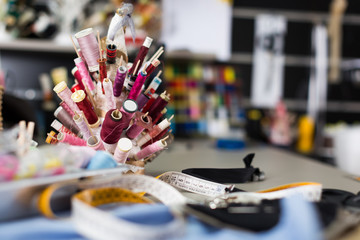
left=128, top=37, right=153, bottom=76
left=100, top=109, right=124, bottom=144
left=71, top=90, right=99, bottom=127
left=145, top=60, right=160, bottom=76
left=71, top=67, right=86, bottom=92
left=148, top=92, right=170, bottom=120
left=128, top=71, right=147, bottom=100
left=142, top=95, right=156, bottom=113
left=113, top=66, right=127, bottom=97
left=126, top=112, right=152, bottom=139
left=98, top=58, right=107, bottom=83
left=71, top=84, right=82, bottom=93
left=142, top=127, right=170, bottom=148
left=106, top=44, right=117, bottom=64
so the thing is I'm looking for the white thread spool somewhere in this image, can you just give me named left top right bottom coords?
left=103, top=78, right=116, bottom=111
left=114, top=138, right=133, bottom=163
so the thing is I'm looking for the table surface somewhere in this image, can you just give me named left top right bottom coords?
left=145, top=140, right=360, bottom=193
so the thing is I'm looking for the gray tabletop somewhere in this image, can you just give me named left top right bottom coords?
left=145, top=140, right=360, bottom=193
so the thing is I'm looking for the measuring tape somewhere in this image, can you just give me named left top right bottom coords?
left=157, top=171, right=235, bottom=197
left=207, top=182, right=323, bottom=209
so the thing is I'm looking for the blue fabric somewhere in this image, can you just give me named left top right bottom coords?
left=0, top=196, right=323, bottom=240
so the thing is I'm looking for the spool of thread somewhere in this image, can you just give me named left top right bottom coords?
left=145, top=59, right=160, bottom=76
left=145, top=77, right=162, bottom=96
left=142, top=95, right=157, bottom=113
left=125, top=75, right=137, bottom=92
left=53, top=81, right=81, bottom=114
left=128, top=71, right=147, bottom=100
left=71, top=84, right=82, bottom=93
left=73, top=112, right=92, bottom=140
left=45, top=131, right=58, bottom=144
left=106, top=44, right=117, bottom=64
left=136, top=93, right=150, bottom=110
left=113, top=66, right=127, bottom=97
left=126, top=113, right=152, bottom=139
left=142, top=127, right=170, bottom=148
left=113, top=138, right=133, bottom=163
left=87, top=135, right=105, bottom=150
left=148, top=92, right=170, bottom=120
left=128, top=37, right=153, bottom=76
left=137, top=118, right=171, bottom=147
left=60, top=101, right=74, bottom=117
left=86, top=151, right=117, bottom=170
left=57, top=132, right=86, bottom=146
left=54, top=106, right=81, bottom=136
left=74, top=57, right=95, bottom=93
left=152, top=108, right=167, bottom=125
left=135, top=139, right=167, bottom=160
left=51, top=119, right=75, bottom=136
left=71, top=67, right=86, bottom=92
left=103, top=78, right=116, bottom=111
left=71, top=90, right=99, bottom=127
left=100, top=109, right=124, bottom=144
left=120, top=99, right=138, bottom=126
left=98, top=58, right=107, bottom=83
left=74, top=28, right=100, bottom=72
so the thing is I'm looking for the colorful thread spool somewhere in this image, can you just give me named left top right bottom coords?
left=106, top=44, right=117, bottom=64
left=128, top=71, right=147, bottom=101
left=73, top=112, right=92, bottom=140
left=103, top=78, right=116, bottom=111
left=86, top=151, right=116, bottom=170
left=113, top=66, right=127, bottom=97
left=54, top=106, right=81, bottom=136
left=74, top=57, right=96, bottom=93
left=135, top=139, right=167, bottom=160
left=53, top=81, right=81, bottom=114
left=57, top=132, right=86, bottom=146
left=126, top=112, right=152, bottom=140
left=71, top=90, right=99, bottom=127
left=74, top=28, right=100, bottom=72
left=51, top=119, right=75, bottom=136
left=45, top=131, right=58, bottom=144
left=87, top=135, right=105, bottom=151
left=113, top=138, right=132, bottom=163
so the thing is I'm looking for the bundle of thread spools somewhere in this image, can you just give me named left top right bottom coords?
left=46, top=3, right=172, bottom=173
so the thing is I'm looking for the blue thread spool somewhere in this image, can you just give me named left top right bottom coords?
left=86, top=151, right=117, bottom=170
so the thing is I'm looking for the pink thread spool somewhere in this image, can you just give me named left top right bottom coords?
left=53, top=81, right=81, bottom=114
left=74, top=28, right=100, bottom=72
left=74, top=57, right=95, bottom=93
left=57, top=132, right=86, bottom=146
left=128, top=71, right=147, bottom=100
left=113, top=138, right=133, bottom=163
left=60, top=101, right=74, bottom=117
left=137, top=117, right=171, bottom=147
left=113, top=66, right=127, bottom=97
left=126, top=112, right=152, bottom=139
left=103, top=78, right=116, bottom=111
left=87, top=135, right=105, bottom=150
left=120, top=99, right=138, bottom=127
left=73, top=112, right=92, bottom=140
left=136, top=93, right=150, bottom=110
left=135, top=139, right=167, bottom=160
left=71, top=90, right=100, bottom=128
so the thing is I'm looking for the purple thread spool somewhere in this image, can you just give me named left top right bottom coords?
left=113, top=66, right=127, bottom=97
